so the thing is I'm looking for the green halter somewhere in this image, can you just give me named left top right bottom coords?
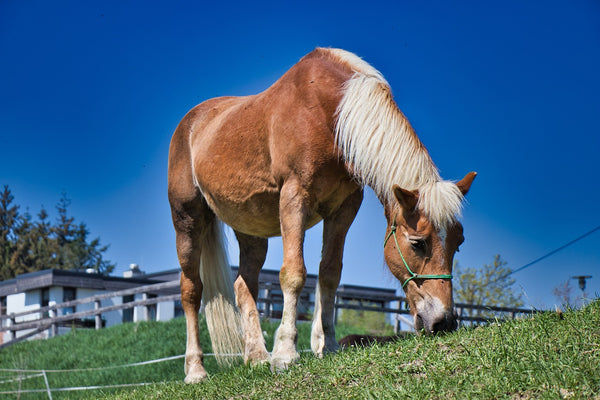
left=384, top=215, right=453, bottom=288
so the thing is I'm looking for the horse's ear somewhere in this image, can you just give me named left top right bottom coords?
left=456, top=172, right=477, bottom=196
left=392, top=185, right=419, bottom=211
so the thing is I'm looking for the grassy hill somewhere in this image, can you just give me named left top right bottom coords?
left=1, top=301, right=599, bottom=399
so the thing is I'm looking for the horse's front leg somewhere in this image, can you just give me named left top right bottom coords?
left=271, top=180, right=309, bottom=371
left=311, top=189, right=363, bottom=356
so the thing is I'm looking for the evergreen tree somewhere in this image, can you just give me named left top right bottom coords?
left=9, top=210, right=36, bottom=276
left=11, top=208, right=57, bottom=273
left=77, top=226, right=115, bottom=275
left=50, top=193, right=115, bottom=274
left=31, top=208, right=55, bottom=270
left=0, top=186, right=20, bottom=280
left=0, top=186, right=115, bottom=279
left=453, top=254, right=524, bottom=318
left=52, top=192, right=76, bottom=269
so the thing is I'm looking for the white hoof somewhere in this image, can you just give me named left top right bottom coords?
left=270, top=351, right=300, bottom=372
left=184, top=369, right=208, bottom=384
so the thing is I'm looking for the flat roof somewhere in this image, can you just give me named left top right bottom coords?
left=0, top=269, right=161, bottom=297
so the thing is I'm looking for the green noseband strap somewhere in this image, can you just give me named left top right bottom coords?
left=384, top=215, right=453, bottom=288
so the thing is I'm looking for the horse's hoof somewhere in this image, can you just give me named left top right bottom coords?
left=184, top=369, right=208, bottom=384
left=246, top=349, right=270, bottom=366
left=270, top=352, right=299, bottom=372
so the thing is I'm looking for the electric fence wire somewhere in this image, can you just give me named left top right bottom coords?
left=486, top=224, right=600, bottom=287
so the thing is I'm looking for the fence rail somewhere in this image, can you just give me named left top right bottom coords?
left=0, top=278, right=539, bottom=348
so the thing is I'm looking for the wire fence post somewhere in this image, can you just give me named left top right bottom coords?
left=42, top=370, right=52, bottom=400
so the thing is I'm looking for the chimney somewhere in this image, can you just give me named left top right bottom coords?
left=123, top=263, right=144, bottom=278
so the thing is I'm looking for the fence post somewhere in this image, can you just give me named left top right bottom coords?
left=265, top=287, right=271, bottom=319
left=394, top=300, right=401, bottom=333
left=142, top=293, right=149, bottom=321
left=95, top=300, right=102, bottom=330
left=49, top=308, right=57, bottom=338
left=333, top=295, right=339, bottom=325
left=397, top=314, right=415, bottom=330
left=8, top=314, right=15, bottom=341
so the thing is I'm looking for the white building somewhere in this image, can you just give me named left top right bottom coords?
left=0, top=265, right=181, bottom=344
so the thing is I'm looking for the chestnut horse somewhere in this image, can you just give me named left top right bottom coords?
left=168, top=48, right=476, bottom=383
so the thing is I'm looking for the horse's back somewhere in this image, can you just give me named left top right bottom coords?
left=169, top=49, right=360, bottom=236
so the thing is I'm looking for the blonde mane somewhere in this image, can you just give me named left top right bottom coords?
left=327, top=48, right=464, bottom=227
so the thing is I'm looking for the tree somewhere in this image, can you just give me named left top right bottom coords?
left=9, top=210, right=36, bottom=277
left=52, top=192, right=79, bottom=270
left=50, top=192, right=115, bottom=275
left=0, top=186, right=115, bottom=280
left=30, top=208, right=54, bottom=271
left=453, top=254, right=524, bottom=318
left=552, top=280, right=590, bottom=308
left=0, top=186, right=20, bottom=280
left=10, top=207, right=56, bottom=274
left=552, top=280, right=575, bottom=308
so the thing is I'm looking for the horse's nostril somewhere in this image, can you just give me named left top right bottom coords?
left=431, top=314, right=458, bottom=333
left=432, top=319, right=449, bottom=333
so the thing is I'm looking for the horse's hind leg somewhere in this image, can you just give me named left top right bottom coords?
left=233, top=231, right=270, bottom=364
left=311, top=189, right=363, bottom=356
left=171, top=198, right=212, bottom=383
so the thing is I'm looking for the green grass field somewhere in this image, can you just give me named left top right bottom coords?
left=1, top=301, right=599, bottom=399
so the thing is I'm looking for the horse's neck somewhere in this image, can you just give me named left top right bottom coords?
left=333, top=68, right=441, bottom=205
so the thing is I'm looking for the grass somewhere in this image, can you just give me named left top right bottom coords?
left=0, top=315, right=369, bottom=399
left=1, top=301, right=599, bottom=399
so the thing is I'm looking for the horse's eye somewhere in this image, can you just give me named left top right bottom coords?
left=409, top=238, right=427, bottom=252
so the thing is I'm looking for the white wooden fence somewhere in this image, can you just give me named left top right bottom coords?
left=0, top=280, right=179, bottom=348
left=0, top=279, right=538, bottom=348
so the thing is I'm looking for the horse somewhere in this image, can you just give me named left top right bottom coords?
left=167, top=47, right=476, bottom=383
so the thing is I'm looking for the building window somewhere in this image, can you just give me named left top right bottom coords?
left=41, top=288, right=50, bottom=307
left=63, top=287, right=76, bottom=314
left=123, top=295, right=134, bottom=323
left=41, top=288, right=50, bottom=318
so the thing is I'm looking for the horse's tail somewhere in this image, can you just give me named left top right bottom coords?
left=199, top=217, right=244, bottom=366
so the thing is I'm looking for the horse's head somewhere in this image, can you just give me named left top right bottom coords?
left=384, top=172, right=476, bottom=334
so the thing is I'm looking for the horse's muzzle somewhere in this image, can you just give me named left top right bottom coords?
left=416, top=309, right=458, bottom=334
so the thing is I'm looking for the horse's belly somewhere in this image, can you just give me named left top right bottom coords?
left=202, top=186, right=284, bottom=237
left=202, top=183, right=351, bottom=239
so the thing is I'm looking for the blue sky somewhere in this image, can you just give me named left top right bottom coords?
left=1, top=0, right=599, bottom=309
